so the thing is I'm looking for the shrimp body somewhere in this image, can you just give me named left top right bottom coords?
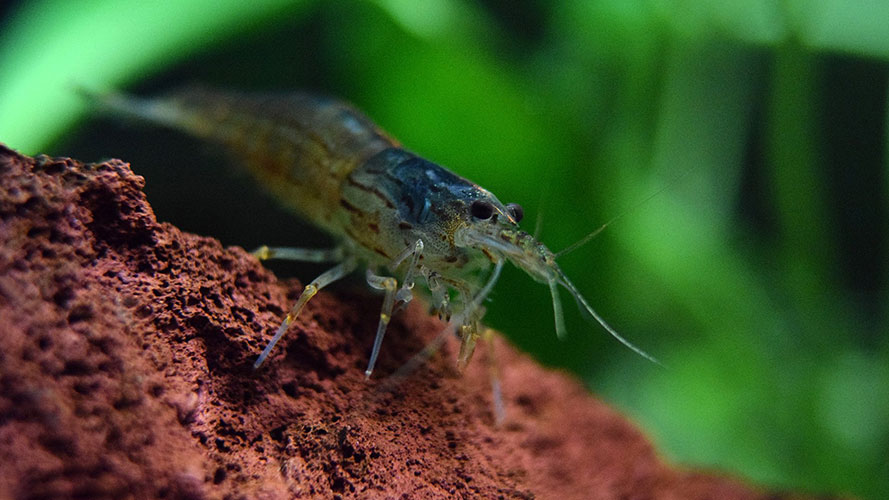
left=91, top=86, right=656, bottom=377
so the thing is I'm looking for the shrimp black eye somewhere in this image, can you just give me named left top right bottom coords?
left=506, top=203, right=524, bottom=223
left=470, top=200, right=495, bottom=220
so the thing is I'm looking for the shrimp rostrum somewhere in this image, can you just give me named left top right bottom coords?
left=89, top=86, right=657, bottom=378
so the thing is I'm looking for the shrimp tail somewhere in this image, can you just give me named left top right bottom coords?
left=77, top=86, right=186, bottom=129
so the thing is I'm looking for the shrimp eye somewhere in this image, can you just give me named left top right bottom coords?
left=506, top=203, right=524, bottom=223
left=470, top=200, right=495, bottom=220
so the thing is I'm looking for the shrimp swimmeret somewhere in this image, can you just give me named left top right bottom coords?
left=88, top=87, right=659, bottom=383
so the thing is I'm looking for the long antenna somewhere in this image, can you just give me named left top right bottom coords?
left=533, top=188, right=547, bottom=240
left=554, top=171, right=690, bottom=259
left=558, top=270, right=664, bottom=367
left=553, top=221, right=610, bottom=259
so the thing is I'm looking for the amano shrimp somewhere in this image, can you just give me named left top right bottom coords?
left=88, top=86, right=658, bottom=380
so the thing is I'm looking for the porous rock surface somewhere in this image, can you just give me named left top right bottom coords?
left=0, top=144, right=813, bottom=499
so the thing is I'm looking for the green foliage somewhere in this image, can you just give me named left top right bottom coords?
left=1, top=0, right=887, bottom=497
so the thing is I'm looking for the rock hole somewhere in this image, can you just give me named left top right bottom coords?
left=281, top=381, right=299, bottom=399
left=37, top=335, right=52, bottom=351
left=269, top=425, right=287, bottom=444
left=61, top=359, right=93, bottom=376
left=213, top=467, right=227, bottom=484
left=52, top=286, right=75, bottom=308
left=67, top=303, right=93, bottom=323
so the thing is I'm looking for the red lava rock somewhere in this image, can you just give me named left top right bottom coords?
left=0, top=144, right=826, bottom=499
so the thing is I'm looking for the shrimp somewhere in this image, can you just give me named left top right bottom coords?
left=87, top=86, right=658, bottom=380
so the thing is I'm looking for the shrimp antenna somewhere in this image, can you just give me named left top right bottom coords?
left=533, top=208, right=545, bottom=240
left=556, top=270, right=663, bottom=367
left=554, top=175, right=685, bottom=259
left=553, top=221, right=610, bottom=259
left=533, top=188, right=548, bottom=240
left=548, top=280, right=567, bottom=339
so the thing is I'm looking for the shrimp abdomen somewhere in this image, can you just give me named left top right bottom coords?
left=93, top=87, right=398, bottom=234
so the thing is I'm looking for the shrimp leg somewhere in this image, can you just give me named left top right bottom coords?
left=253, top=257, right=357, bottom=369
left=424, top=270, right=451, bottom=320
left=251, top=245, right=344, bottom=263
left=364, top=269, right=399, bottom=379
left=383, top=259, right=505, bottom=383
left=455, top=287, right=484, bottom=371
left=484, top=327, right=506, bottom=425
left=394, top=240, right=424, bottom=308
left=363, top=240, right=425, bottom=378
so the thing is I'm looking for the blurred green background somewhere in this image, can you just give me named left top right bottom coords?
left=1, top=0, right=887, bottom=497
